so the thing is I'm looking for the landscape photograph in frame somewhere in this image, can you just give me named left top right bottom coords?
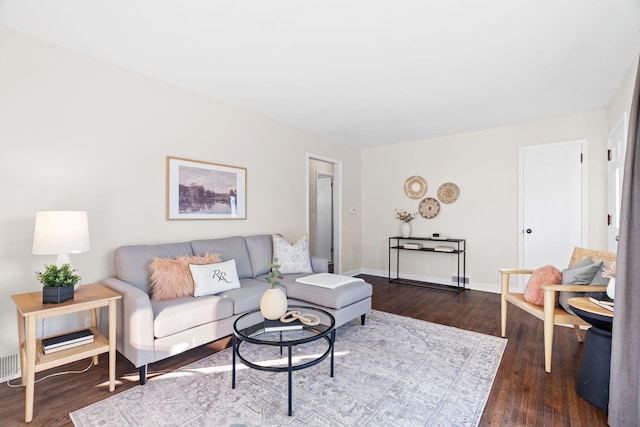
left=167, top=156, right=246, bottom=220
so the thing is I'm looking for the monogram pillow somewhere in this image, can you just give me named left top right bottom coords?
left=189, top=259, right=242, bottom=297
left=272, top=234, right=313, bottom=274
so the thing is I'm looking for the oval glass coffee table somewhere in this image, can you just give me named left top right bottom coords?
left=232, top=305, right=336, bottom=416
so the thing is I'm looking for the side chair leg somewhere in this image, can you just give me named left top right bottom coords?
left=361, top=314, right=366, bottom=325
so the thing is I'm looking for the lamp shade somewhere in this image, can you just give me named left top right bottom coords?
left=32, top=211, right=90, bottom=259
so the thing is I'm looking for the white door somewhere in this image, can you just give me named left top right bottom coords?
left=608, top=115, right=628, bottom=252
left=519, top=140, right=586, bottom=290
left=316, top=174, right=333, bottom=262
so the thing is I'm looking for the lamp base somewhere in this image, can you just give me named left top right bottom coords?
left=43, top=286, right=74, bottom=304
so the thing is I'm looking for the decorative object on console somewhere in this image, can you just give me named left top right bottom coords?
left=395, top=210, right=416, bottom=238
left=260, top=259, right=288, bottom=320
left=437, top=182, right=460, bottom=204
left=403, top=175, right=427, bottom=199
left=272, top=234, right=313, bottom=274
left=166, top=156, right=246, bottom=220
left=418, top=197, right=440, bottom=219
left=403, top=243, right=423, bottom=250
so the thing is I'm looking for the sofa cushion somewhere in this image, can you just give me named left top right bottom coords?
left=115, top=242, right=194, bottom=294
left=245, top=234, right=273, bottom=278
left=149, top=253, right=221, bottom=301
left=276, top=273, right=372, bottom=310
left=219, top=278, right=273, bottom=314
left=190, top=259, right=242, bottom=297
left=151, top=295, right=234, bottom=338
left=191, top=237, right=252, bottom=279
left=272, top=234, right=313, bottom=274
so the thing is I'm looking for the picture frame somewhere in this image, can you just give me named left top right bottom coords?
left=166, top=156, right=246, bottom=220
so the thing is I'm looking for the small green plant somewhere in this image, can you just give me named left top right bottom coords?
left=265, top=259, right=284, bottom=289
left=36, top=264, right=81, bottom=287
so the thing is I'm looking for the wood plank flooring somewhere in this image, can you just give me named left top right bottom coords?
left=0, top=275, right=608, bottom=426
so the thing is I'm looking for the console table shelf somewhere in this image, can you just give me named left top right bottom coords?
left=388, top=236, right=466, bottom=293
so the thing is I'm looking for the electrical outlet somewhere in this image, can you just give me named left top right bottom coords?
left=425, top=266, right=430, bottom=273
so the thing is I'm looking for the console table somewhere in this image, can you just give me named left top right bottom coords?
left=388, top=236, right=466, bottom=293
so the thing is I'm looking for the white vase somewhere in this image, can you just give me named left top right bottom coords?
left=260, top=287, right=288, bottom=320
left=401, top=222, right=411, bottom=238
left=607, top=278, right=616, bottom=300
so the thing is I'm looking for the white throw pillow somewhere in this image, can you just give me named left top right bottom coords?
left=189, top=259, right=241, bottom=297
left=272, top=234, right=313, bottom=274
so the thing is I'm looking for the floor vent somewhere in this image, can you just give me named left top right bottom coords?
left=451, top=275, right=470, bottom=284
left=0, top=351, right=21, bottom=382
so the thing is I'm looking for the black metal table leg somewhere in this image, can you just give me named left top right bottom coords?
left=232, top=334, right=236, bottom=389
left=288, top=345, right=293, bottom=416
left=330, top=329, right=335, bottom=377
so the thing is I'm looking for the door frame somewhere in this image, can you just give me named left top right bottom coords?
left=518, top=139, right=588, bottom=288
left=306, top=153, right=342, bottom=273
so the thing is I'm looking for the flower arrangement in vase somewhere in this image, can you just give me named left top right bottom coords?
left=395, top=209, right=417, bottom=238
left=260, top=259, right=288, bottom=319
left=36, top=263, right=81, bottom=304
left=602, top=262, right=616, bottom=299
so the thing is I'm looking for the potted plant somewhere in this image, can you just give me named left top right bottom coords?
left=259, top=259, right=288, bottom=320
left=36, top=263, right=81, bottom=304
left=396, top=209, right=417, bottom=238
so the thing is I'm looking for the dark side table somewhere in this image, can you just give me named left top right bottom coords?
left=568, top=297, right=613, bottom=410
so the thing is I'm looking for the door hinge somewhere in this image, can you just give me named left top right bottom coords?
left=608, top=149, right=612, bottom=161
left=580, top=153, right=583, bottom=163
left=608, top=214, right=612, bottom=226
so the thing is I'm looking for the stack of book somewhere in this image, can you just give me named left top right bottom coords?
left=588, top=297, right=614, bottom=312
left=264, top=318, right=304, bottom=332
left=41, top=329, right=94, bottom=354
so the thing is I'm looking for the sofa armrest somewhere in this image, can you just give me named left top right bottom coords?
left=100, top=277, right=156, bottom=368
left=311, top=256, right=329, bottom=273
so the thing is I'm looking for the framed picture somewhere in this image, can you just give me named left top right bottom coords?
left=166, top=156, right=246, bottom=220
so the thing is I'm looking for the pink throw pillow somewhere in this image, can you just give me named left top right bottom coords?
left=149, top=253, right=221, bottom=301
left=523, top=265, right=562, bottom=306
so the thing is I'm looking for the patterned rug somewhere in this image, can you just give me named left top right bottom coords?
left=70, top=310, right=506, bottom=426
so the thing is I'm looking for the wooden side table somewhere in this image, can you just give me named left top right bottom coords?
left=11, top=283, right=121, bottom=423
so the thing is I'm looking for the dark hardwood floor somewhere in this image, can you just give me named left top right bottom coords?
left=0, top=275, right=608, bottom=426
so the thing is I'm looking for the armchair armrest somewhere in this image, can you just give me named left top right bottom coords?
left=100, top=277, right=156, bottom=368
left=540, top=284, right=607, bottom=293
left=499, top=268, right=535, bottom=275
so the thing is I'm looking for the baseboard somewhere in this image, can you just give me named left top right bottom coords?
left=355, top=268, right=500, bottom=294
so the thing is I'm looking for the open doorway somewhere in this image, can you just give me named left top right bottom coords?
left=307, top=155, right=341, bottom=273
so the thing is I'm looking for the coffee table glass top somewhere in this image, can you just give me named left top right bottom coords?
left=234, top=305, right=335, bottom=345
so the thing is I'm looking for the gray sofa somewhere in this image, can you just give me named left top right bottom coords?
left=100, top=234, right=372, bottom=384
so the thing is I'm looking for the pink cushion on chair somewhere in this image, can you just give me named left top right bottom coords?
left=523, top=265, right=562, bottom=306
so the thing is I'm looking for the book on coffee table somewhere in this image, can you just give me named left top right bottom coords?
left=264, top=318, right=304, bottom=332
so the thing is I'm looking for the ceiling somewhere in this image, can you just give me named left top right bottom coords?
left=1, top=1, right=639, bottom=148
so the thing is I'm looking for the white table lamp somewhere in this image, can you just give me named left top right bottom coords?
left=32, top=211, right=90, bottom=266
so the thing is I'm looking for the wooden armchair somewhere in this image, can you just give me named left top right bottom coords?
left=500, top=247, right=616, bottom=373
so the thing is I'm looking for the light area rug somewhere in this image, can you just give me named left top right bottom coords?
left=70, top=310, right=507, bottom=427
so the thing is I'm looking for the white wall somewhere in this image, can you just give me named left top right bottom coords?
left=361, top=111, right=610, bottom=292
left=607, top=55, right=638, bottom=132
left=0, top=27, right=362, bottom=353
